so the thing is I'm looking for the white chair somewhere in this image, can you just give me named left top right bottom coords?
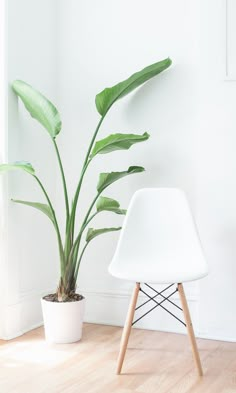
left=109, top=188, right=208, bottom=376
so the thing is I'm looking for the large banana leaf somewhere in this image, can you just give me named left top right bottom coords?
left=86, top=227, right=122, bottom=243
left=97, top=166, right=144, bottom=193
left=90, top=132, right=149, bottom=157
left=12, top=80, right=61, bottom=138
left=95, top=57, right=172, bottom=116
left=12, top=199, right=56, bottom=226
left=96, top=196, right=126, bottom=215
left=0, top=161, right=35, bottom=175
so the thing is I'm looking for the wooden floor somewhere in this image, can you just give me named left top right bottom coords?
left=1, top=324, right=236, bottom=393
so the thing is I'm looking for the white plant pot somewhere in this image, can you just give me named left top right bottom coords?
left=41, top=297, right=85, bottom=343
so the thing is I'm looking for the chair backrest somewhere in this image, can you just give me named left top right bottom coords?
left=109, top=188, right=208, bottom=283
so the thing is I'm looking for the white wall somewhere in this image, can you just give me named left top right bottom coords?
left=56, top=0, right=201, bottom=334
left=196, top=0, right=236, bottom=341
left=1, top=0, right=59, bottom=339
left=0, top=0, right=7, bottom=338
left=56, top=0, right=236, bottom=341
left=4, top=0, right=236, bottom=342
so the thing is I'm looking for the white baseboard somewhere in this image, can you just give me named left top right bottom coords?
left=2, top=321, right=44, bottom=341
left=2, top=288, right=236, bottom=343
left=82, top=288, right=198, bottom=336
left=82, top=289, right=236, bottom=343
left=2, top=287, right=52, bottom=340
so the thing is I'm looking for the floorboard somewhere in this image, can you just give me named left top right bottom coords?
left=0, top=324, right=236, bottom=393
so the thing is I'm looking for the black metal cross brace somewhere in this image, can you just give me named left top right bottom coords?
left=132, top=283, right=186, bottom=327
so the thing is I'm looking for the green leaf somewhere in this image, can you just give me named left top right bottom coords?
left=90, top=132, right=150, bottom=158
left=0, top=161, right=35, bottom=175
left=97, top=166, right=145, bottom=194
left=95, top=58, right=172, bottom=116
left=96, top=196, right=126, bottom=215
left=12, top=80, right=61, bottom=138
left=11, top=199, right=56, bottom=226
left=86, top=227, right=122, bottom=243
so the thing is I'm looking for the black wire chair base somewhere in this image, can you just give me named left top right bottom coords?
left=132, top=283, right=186, bottom=327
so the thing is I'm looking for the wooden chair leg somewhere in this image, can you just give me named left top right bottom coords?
left=116, top=282, right=140, bottom=374
left=178, top=283, right=203, bottom=376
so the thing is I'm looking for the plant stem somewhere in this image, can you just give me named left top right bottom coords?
left=66, top=194, right=100, bottom=275
left=74, top=242, right=89, bottom=283
left=70, top=116, right=105, bottom=237
left=34, top=175, right=65, bottom=275
left=63, top=116, right=105, bottom=289
left=83, top=211, right=98, bottom=229
left=81, top=194, right=100, bottom=233
left=69, top=159, right=91, bottom=242
left=70, top=193, right=100, bottom=261
left=83, top=116, right=105, bottom=169
left=71, top=211, right=98, bottom=265
left=52, top=139, right=70, bottom=227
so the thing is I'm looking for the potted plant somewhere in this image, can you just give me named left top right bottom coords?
left=0, top=58, right=171, bottom=343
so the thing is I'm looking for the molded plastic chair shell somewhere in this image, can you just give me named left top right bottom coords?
left=109, top=188, right=208, bottom=284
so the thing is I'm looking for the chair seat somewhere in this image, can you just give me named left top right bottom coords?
left=109, top=254, right=208, bottom=284
left=108, top=188, right=208, bottom=284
